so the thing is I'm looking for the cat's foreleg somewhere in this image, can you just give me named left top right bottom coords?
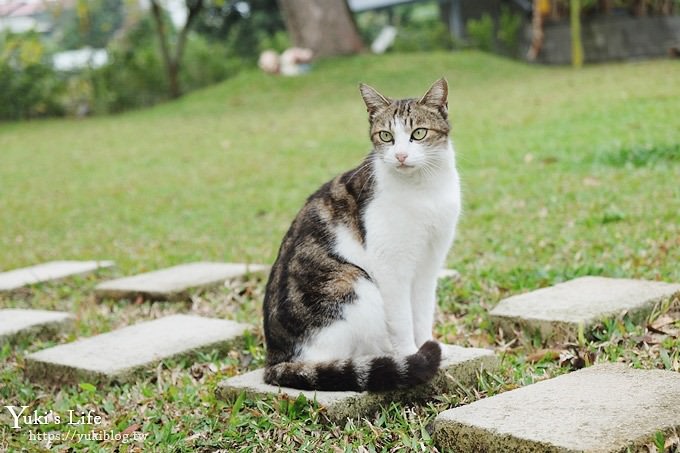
left=377, top=274, right=419, bottom=355
left=411, top=272, right=439, bottom=348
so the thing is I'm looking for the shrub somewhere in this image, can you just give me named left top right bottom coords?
left=88, top=18, right=239, bottom=114
left=180, top=34, right=241, bottom=92
left=0, top=33, right=65, bottom=120
left=391, top=19, right=455, bottom=52
left=467, top=14, right=495, bottom=52
left=357, top=2, right=457, bottom=53
left=497, top=7, right=522, bottom=55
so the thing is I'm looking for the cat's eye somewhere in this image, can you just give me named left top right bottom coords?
left=378, top=131, right=393, bottom=142
left=411, top=128, right=427, bottom=141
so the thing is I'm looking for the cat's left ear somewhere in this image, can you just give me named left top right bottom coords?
left=418, top=78, right=448, bottom=112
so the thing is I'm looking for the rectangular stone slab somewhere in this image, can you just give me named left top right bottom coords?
left=25, top=314, right=251, bottom=384
left=490, top=276, right=680, bottom=341
left=434, top=363, right=680, bottom=452
left=0, top=260, right=114, bottom=292
left=0, top=309, right=73, bottom=343
left=95, top=262, right=269, bottom=301
left=216, top=344, right=497, bottom=423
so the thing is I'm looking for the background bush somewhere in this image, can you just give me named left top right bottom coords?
left=0, top=1, right=285, bottom=120
left=357, top=2, right=457, bottom=53
left=466, top=14, right=495, bottom=52
left=87, top=23, right=240, bottom=114
left=0, top=33, right=65, bottom=120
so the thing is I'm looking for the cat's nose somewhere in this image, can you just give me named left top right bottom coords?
left=395, top=152, right=408, bottom=163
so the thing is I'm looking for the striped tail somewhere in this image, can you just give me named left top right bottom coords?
left=263, top=341, right=441, bottom=392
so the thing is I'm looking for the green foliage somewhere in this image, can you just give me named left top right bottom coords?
left=54, top=0, right=124, bottom=50
left=357, top=2, right=457, bottom=53
left=497, top=7, right=522, bottom=54
left=391, top=18, right=455, bottom=52
left=356, top=10, right=388, bottom=45
left=654, top=431, right=666, bottom=452
left=87, top=17, right=239, bottom=113
left=179, top=34, right=241, bottom=90
left=467, top=14, right=495, bottom=51
left=87, top=17, right=165, bottom=113
left=195, top=0, right=286, bottom=58
left=0, top=33, right=65, bottom=120
left=257, top=30, right=290, bottom=54
left=1, top=1, right=286, bottom=118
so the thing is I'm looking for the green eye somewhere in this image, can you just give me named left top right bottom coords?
left=411, top=128, right=427, bottom=141
left=378, top=131, right=393, bottom=142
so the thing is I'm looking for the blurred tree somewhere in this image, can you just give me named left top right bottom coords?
left=194, top=0, right=286, bottom=59
left=56, top=0, right=124, bottom=50
left=277, top=0, right=364, bottom=57
left=149, top=0, right=206, bottom=98
left=0, top=33, right=65, bottom=119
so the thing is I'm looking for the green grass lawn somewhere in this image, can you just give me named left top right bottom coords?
left=1, top=51, right=680, bottom=451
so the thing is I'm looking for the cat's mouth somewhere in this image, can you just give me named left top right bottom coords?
left=395, top=163, right=417, bottom=173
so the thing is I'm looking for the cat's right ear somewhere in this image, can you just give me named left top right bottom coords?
left=359, top=83, right=390, bottom=117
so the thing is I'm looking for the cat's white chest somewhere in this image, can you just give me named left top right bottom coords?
left=362, top=167, right=460, bottom=277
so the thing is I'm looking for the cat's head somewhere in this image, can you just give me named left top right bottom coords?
left=359, top=78, right=450, bottom=175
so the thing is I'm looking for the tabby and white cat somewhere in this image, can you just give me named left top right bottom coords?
left=263, top=78, right=461, bottom=391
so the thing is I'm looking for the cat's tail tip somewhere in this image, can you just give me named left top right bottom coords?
left=406, top=340, right=442, bottom=387
left=418, top=340, right=442, bottom=361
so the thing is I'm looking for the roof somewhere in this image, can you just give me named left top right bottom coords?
left=0, top=1, right=46, bottom=17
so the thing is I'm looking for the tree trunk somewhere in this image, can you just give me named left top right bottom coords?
left=277, top=0, right=364, bottom=58
left=168, top=61, right=180, bottom=99
left=149, top=0, right=204, bottom=99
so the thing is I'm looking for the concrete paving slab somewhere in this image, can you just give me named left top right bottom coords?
left=434, top=363, right=680, bottom=452
left=0, top=261, right=114, bottom=292
left=95, top=262, right=269, bottom=301
left=490, top=276, right=680, bottom=341
left=0, top=309, right=73, bottom=343
left=216, top=344, right=497, bottom=422
left=25, top=314, right=251, bottom=384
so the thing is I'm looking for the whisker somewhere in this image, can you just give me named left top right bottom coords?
left=346, top=160, right=372, bottom=184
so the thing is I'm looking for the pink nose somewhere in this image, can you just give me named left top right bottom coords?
left=396, top=152, right=407, bottom=163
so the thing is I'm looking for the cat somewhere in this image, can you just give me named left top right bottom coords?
left=262, top=78, right=461, bottom=392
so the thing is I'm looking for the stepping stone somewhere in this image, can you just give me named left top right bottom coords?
left=216, top=344, right=497, bottom=423
left=0, top=260, right=114, bottom=293
left=490, top=276, right=680, bottom=341
left=95, top=262, right=269, bottom=301
left=438, top=269, right=460, bottom=280
left=0, top=309, right=73, bottom=343
left=433, top=363, right=680, bottom=452
left=25, top=314, right=250, bottom=385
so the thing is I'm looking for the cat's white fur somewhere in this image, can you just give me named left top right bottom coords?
left=300, top=122, right=461, bottom=362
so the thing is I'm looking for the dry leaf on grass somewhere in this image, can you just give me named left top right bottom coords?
left=121, top=423, right=141, bottom=435
left=526, top=349, right=561, bottom=363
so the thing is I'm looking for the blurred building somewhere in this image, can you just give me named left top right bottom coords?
left=0, top=0, right=58, bottom=33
